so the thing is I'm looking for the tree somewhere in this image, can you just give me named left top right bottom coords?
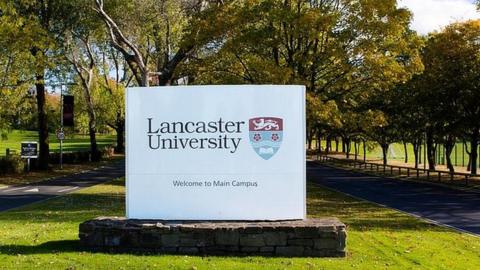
left=71, top=70, right=125, bottom=153
left=98, top=79, right=125, bottom=153
left=64, top=1, right=108, bottom=161
left=9, top=0, right=78, bottom=169
left=419, top=21, right=480, bottom=174
left=195, top=0, right=422, bottom=86
left=191, top=0, right=423, bottom=154
left=306, top=93, right=341, bottom=150
left=391, top=79, right=427, bottom=168
left=93, top=0, right=228, bottom=87
left=0, top=2, right=34, bottom=138
left=93, top=0, right=149, bottom=86
left=67, top=36, right=101, bottom=160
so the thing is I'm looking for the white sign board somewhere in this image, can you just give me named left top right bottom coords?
left=126, top=85, right=306, bottom=220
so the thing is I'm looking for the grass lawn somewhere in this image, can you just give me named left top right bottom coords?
left=0, top=179, right=478, bottom=269
left=0, top=130, right=116, bottom=156
left=315, top=140, right=480, bottom=167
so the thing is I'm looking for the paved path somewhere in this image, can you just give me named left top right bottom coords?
left=308, top=162, right=480, bottom=236
left=0, top=161, right=125, bottom=212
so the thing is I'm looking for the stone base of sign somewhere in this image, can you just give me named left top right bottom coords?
left=79, top=217, right=346, bottom=257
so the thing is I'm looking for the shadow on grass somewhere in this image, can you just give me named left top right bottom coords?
left=0, top=240, right=82, bottom=255
left=0, top=240, right=344, bottom=259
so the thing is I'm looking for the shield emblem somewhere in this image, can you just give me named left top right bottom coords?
left=249, top=117, right=283, bottom=160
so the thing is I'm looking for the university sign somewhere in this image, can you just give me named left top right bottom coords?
left=126, top=85, right=306, bottom=220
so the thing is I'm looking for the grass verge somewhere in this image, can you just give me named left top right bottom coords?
left=0, top=179, right=478, bottom=269
left=316, top=158, right=480, bottom=192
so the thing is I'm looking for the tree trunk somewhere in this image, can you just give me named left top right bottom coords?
left=464, top=141, right=471, bottom=171
left=413, top=142, right=419, bottom=169
left=403, top=142, right=408, bottom=163
left=84, top=89, right=99, bottom=161
left=426, top=130, right=436, bottom=170
left=353, top=139, right=358, bottom=160
left=341, top=137, right=346, bottom=153
left=335, top=138, right=339, bottom=152
left=114, top=117, right=125, bottom=153
left=381, top=143, right=389, bottom=165
left=142, top=70, right=149, bottom=87
left=345, top=138, right=351, bottom=158
left=316, top=131, right=322, bottom=151
left=307, top=128, right=313, bottom=150
left=445, top=135, right=456, bottom=173
left=470, top=128, right=479, bottom=175
left=88, top=112, right=100, bottom=161
left=326, top=136, right=331, bottom=154
left=35, top=71, right=50, bottom=170
left=363, top=140, right=367, bottom=162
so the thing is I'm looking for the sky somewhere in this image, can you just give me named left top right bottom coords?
left=398, top=0, right=480, bottom=34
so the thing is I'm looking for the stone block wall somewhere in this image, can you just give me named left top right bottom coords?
left=79, top=217, right=346, bottom=257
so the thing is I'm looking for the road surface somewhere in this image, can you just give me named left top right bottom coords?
left=0, top=161, right=125, bottom=212
left=308, top=162, right=480, bottom=236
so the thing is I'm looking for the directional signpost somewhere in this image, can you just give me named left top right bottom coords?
left=57, top=129, right=65, bottom=169
left=56, top=130, right=65, bottom=140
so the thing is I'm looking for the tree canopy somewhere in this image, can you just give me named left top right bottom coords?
left=0, top=0, right=479, bottom=174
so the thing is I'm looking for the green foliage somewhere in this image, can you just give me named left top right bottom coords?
left=71, top=73, right=125, bottom=134
left=407, top=20, right=480, bottom=171
left=192, top=0, right=423, bottom=88
left=422, top=21, right=480, bottom=131
left=0, top=0, right=478, bottom=171
left=188, top=0, right=423, bottom=158
left=97, top=79, right=125, bottom=130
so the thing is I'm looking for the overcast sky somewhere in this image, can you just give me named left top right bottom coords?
left=398, top=0, right=480, bottom=34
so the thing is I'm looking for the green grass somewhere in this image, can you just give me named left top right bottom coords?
left=316, top=140, right=479, bottom=167
left=0, top=179, right=478, bottom=269
left=0, top=130, right=115, bottom=156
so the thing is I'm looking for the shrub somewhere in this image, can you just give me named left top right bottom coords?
left=0, top=155, right=24, bottom=175
left=49, top=146, right=115, bottom=164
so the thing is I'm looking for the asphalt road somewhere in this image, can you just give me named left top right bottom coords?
left=0, top=161, right=125, bottom=212
left=308, top=162, right=480, bottom=236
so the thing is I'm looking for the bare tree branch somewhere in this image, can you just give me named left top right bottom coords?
left=94, top=0, right=149, bottom=86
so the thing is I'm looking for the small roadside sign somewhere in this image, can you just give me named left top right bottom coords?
left=21, top=142, right=38, bottom=159
left=57, top=130, right=65, bottom=140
